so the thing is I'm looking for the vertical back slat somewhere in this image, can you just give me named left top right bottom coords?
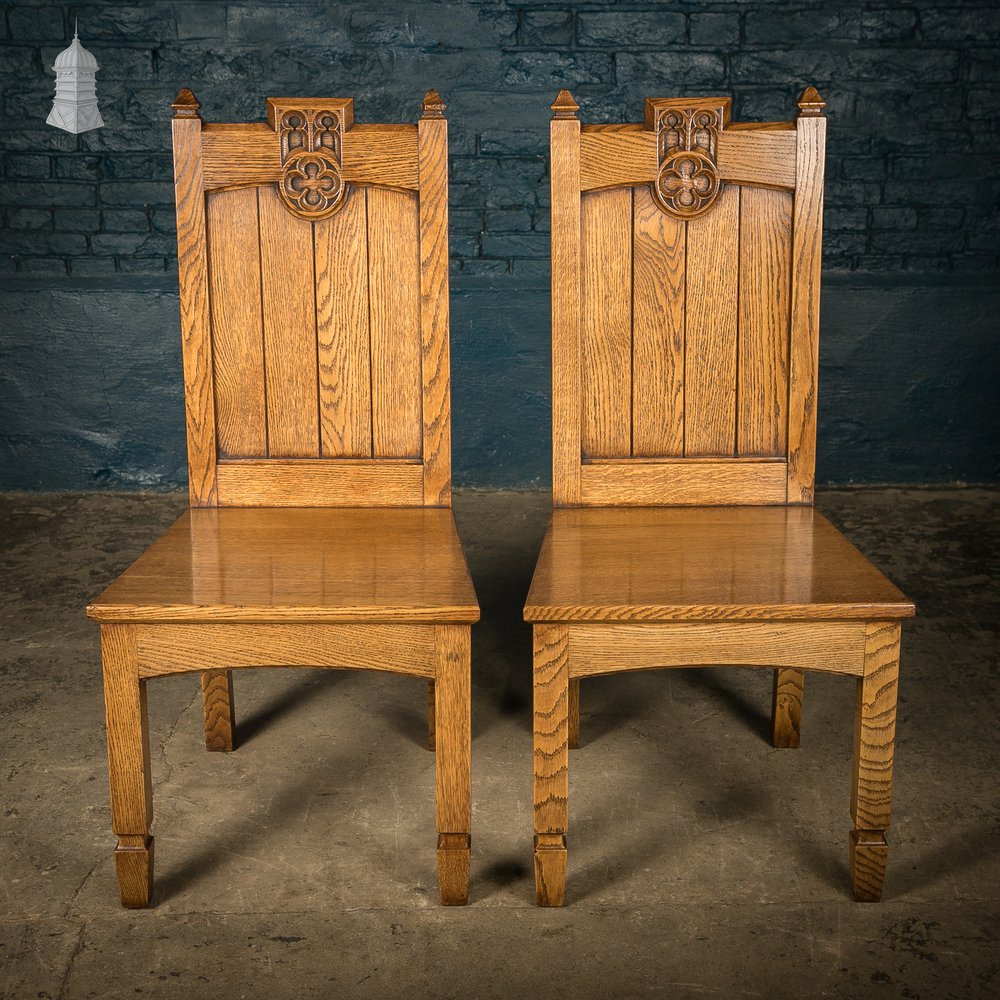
left=206, top=188, right=267, bottom=458
left=580, top=187, right=632, bottom=458
left=171, top=100, right=217, bottom=505
left=787, top=101, right=827, bottom=503
left=367, top=187, right=422, bottom=458
left=684, top=184, right=740, bottom=457
left=632, top=183, right=686, bottom=457
left=314, top=186, right=372, bottom=458
left=257, top=185, right=320, bottom=457
left=418, top=99, right=453, bottom=505
left=550, top=94, right=583, bottom=505
left=738, top=187, right=792, bottom=456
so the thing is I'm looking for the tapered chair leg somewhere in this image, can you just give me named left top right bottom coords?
left=850, top=623, right=901, bottom=902
left=201, top=669, right=235, bottom=752
left=771, top=668, right=804, bottom=748
left=568, top=677, right=580, bottom=749
left=533, top=624, right=569, bottom=906
left=101, top=625, right=154, bottom=908
left=434, top=626, right=471, bottom=905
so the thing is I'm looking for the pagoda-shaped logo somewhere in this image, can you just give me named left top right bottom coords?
left=47, top=21, right=104, bottom=134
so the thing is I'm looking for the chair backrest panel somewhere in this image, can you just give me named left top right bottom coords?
left=552, top=89, right=826, bottom=507
left=172, top=89, right=449, bottom=508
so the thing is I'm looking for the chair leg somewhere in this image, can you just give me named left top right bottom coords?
left=533, top=624, right=569, bottom=906
left=434, top=625, right=471, bottom=905
left=568, top=677, right=580, bottom=749
left=101, top=625, right=154, bottom=908
left=201, top=669, right=235, bottom=752
left=427, top=680, right=436, bottom=751
left=850, top=623, right=901, bottom=902
left=771, top=668, right=804, bottom=748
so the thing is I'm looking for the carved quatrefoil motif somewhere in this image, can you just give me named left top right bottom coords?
left=280, top=149, right=345, bottom=218
left=655, top=149, right=720, bottom=217
left=648, top=100, right=729, bottom=220
left=269, top=102, right=349, bottom=221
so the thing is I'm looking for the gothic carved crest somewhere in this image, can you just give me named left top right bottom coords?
left=645, top=98, right=731, bottom=220
left=266, top=98, right=354, bottom=221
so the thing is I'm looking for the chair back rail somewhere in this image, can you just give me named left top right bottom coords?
left=170, top=89, right=452, bottom=507
left=550, top=88, right=827, bottom=506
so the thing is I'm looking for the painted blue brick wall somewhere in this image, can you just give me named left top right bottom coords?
left=1, top=0, right=998, bottom=488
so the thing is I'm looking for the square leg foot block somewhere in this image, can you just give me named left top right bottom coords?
left=437, top=833, right=470, bottom=905
left=115, top=834, right=154, bottom=908
left=850, top=829, right=889, bottom=902
left=534, top=833, right=567, bottom=907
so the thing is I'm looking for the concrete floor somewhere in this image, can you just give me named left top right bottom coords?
left=1, top=488, right=997, bottom=999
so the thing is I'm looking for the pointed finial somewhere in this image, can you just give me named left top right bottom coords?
left=797, top=86, right=826, bottom=117
left=172, top=88, right=202, bottom=119
left=551, top=89, right=579, bottom=119
left=74, top=17, right=79, bottom=38
left=421, top=89, right=446, bottom=119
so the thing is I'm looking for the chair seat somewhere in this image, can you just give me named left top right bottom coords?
left=87, top=507, right=479, bottom=625
left=524, top=506, right=914, bottom=623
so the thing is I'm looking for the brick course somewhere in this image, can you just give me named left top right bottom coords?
left=1, top=0, right=997, bottom=275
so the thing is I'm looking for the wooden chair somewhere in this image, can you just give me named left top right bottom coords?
left=525, top=88, right=914, bottom=906
left=86, top=88, right=478, bottom=907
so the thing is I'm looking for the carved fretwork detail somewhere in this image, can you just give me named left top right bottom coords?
left=266, top=98, right=354, bottom=221
left=645, top=97, right=731, bottom=220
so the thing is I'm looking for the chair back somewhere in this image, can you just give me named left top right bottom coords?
left=549, top=88, right=827, bottom=506
left=171, top=89, right=452, bottom=507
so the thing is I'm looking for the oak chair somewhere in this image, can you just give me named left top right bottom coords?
left=86, top=89, right=479, bottom=907
left=525, top=88, right=914, bottom=906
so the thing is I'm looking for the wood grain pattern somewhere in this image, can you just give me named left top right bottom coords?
left=550, top=102, right=583, bottom=505
left=851, top=621, right=900, bottom=901
left=533, top=624, right=569, bottom=906
left=257, top=185, right=320, bottom=457
left=578, top=459, right=787, bottom=506
left=717, top=130, right=797, bottom=189
left=367, top=187, right=422, bottom=458
left=738, top=187, right=792, bottom=456
left=786, top=110, right=827, bottom=501
left=426, top=680, right=436, bottom=751
left=101, top=625, right=152, bottom=832
left=632, top=184, right=685, bottom=457
left=205, top=188, right=266, bottom=458
left=314, top=186, right=372, bottom=457
left=418, top=106, right=453, bottom=504
left=533, top=624, right=569, bottom=834
left=88, top=507, right=480, bottom=625
left=172, top=111, right=218, bottom=505
left=852, top=623, right=900, bottom=832
left=114, top=834, right=154, bottom=910
left=201, top=668, right=235, bottom=752
left=434, top=625, right=471, bottom=904
left=684, top=183, right=740, bottom=456
left=566, top=622, right=866, bottom=677
left=135, top=623, right=437, bottom=677
left=771, top=667, right=803, bottom=748
left=214, top=459, right=424, bottom=507
left=568, top=676, right=580, bottom=750
left=578, top=125, right=796, bottom=193
left=524, top=506, right=915, bottom=623
left=201, top=122, right=420, bottom=192
left=581, top=187, right=632, bottom=458
left=101, top=624, right=154, bottom=907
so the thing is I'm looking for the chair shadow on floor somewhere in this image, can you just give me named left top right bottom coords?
left=154, top=688, right=441, bottom=904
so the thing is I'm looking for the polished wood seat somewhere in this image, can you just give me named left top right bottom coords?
left=527, top=88, right=914, bottom=906
left=89, top=508, right=478, bottom=624
left=86, top=88, right=478, bottom=908
left=525, top=507, right=912, bottom=624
